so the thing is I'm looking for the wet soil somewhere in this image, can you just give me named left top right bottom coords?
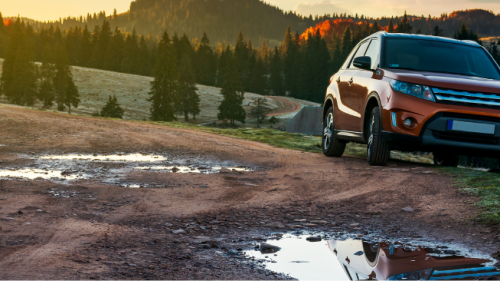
left=0, top=105, right=499, bottom=279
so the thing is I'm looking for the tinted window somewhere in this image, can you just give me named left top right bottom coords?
left=348, top=40, right=370, bottom=69
left=364, top=39, right=380, bottom=69
left=384, top=38, right=500, bottom=80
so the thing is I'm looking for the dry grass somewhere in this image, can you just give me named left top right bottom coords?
left=0, top=60, right=281, bottom=123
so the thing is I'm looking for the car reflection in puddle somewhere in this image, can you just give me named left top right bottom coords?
left=247, top=234, right=500, bottom=280
left=330, top=239, right=500, bottom=280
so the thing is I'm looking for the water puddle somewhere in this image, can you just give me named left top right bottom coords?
left=135, top=166, right=252, bottom=174
left=40, top=154, right=167, bottom=162
left=0, top=169, right=86, bottom=181
left=0, top=153, right=256, bottom=186
left=246, top=234, right=500, bottom=280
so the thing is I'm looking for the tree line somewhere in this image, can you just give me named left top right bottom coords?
left=1, top=11, right=498, bottom=123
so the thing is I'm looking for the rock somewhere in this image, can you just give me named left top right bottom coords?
left=303, top=223, right=318, bottom=227
left=4, top=217, right=15, bottom=220
left=220, top=168, right=232, bottom=174
left=259, top=172, right=267, bottom=175
left=294, top=219, right=307, bottom=222
left=172, top=229, right=186, bottom=234
left=350, top=223, right=360, bottom=227
left=265, top=222, right=285, bottom=229
left=402, top=207, right=415, bottom=212
left=37, top=209, right=43, bottom=212
left=260, top=243, right=281, bottom=253
left=172, top=167, right=180, bottom=173
left=245, top=183, right=258, bottom=186
left=306, top=236, right=322, bottom=242
left=200, top=185, right=208, bottom=188
left=310, top=220, right=328, bottom=224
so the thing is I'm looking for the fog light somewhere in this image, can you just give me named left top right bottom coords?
left=404, top=119, right=412, bottom=127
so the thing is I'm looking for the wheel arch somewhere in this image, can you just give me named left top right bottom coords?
left=323, top=95, right=335, bottom=125
left=363, top=93, right=382, bottom=141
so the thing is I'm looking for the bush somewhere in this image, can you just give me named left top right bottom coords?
left=100, top=95, right=124, bottom=119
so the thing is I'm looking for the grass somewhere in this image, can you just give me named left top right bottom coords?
left=443, top=167, right=500, bottom=224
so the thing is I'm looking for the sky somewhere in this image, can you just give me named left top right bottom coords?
left=2, top=0, right=500, bottom=21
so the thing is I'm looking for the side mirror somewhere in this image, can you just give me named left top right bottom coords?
left=353, top=56, right=372, bottom=71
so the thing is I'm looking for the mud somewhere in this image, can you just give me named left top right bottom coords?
left=1, top=105, right=500, bottom=280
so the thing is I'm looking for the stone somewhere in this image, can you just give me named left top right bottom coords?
left=200, top=185, right=208, bottom=188
left=402, top=207, right=415, bottom=212
left=310, top=220, right=328, bottom=224
left=265, top=222, right=285, bottom=229
left=350, top=223, right=360, bottom=227
left=306, top=236, right=322, bottom=242
left=260, top=243, right=281, bottom=253
left=294, top=219, right=307, bottom=222
left=220, top=168, right=232, bottom=174
left=172, top=229, right=186, bottom=234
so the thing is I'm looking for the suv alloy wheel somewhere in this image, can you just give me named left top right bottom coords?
left=433, top=152, right=459, bottom=167
left=367, top=107, right=390, bottom=166
left=322, top=107, right=346, bottom=157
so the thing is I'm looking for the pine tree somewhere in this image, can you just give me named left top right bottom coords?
left=176, top=55, right=200, bottom=121
left=218, top=57, right=246, bottom=126
left=341, top=26, right=353, bottom=57
left=53, top=44, right=80, bottom=113
left=148, top=31, right=178, bottom=122
left=1, top=18, right=37, bottom=106
left=38, top=44, right=56, bottom=109
left=234, top=32, right=250, bottom=90
left=194, top=33, right=216, bottom=86
left=137, top=36, right=151, bottom=75
left=433, top=25, right=443, bottom=36
left=283, top=27, right=298, bottom=95
left=0, top=12, right=7, bottom=58
left=249, top=57, right=268, bottom=95
left=216, top=46, right=231, bottom=87
left=90, top=20, right=111, bottom=68
left=388, top=18, right=394, bottom=33
left=100, top=94, right=124, bottom=118
left=78, top=25, right=92, bottom=66
left=416, top=28, right=422, bottom=34
left=397, top=11, right=413, bottom=33
left=121, top=29, right=139, bottom=73
left=269, top=47, right=283, bottom=96
left=249, top=97, right=272, bottom=128
left=104, top=27, right=124, bottom=71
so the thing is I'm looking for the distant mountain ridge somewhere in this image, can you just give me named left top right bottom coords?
left=6, top=2, right=500, bottom=45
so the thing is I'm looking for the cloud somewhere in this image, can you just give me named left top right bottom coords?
left=295, top=1, right=352, bottom=17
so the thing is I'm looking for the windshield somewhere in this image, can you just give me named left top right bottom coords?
left=384, top=38, right=500, bottom=80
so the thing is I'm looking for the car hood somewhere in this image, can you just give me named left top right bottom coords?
left=383, top=69, right=500, bottom=94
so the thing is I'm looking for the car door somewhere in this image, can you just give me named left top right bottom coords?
left=335, top=40, right=370, bottom=132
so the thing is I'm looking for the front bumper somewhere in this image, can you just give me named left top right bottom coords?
left=382, top=112, right=500, bottom=157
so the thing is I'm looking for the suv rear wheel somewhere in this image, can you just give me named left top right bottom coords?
left=322, top=107, right=346, bottom=157
left=367, top=107, right=390, bottom=166
left=434, top=153, right=459, bottom=167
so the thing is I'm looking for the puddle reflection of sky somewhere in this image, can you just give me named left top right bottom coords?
left=247, top=235, right=348, bottom=280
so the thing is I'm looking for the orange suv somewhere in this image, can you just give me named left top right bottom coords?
left=322, top=32, right=500, bottom=166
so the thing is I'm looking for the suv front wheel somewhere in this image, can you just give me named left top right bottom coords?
left=367, top=107, right=390, bottom=166
left=322, top=107, right=346, bottom=157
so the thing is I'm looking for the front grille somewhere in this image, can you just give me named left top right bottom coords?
left=433, top=131, right=500, bottom=145
left=431, top=266, right=500, bottom=280
left=433, top=87, right=500, bottom=107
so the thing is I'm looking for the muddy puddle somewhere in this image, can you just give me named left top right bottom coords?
left=246, top=233, right=500, bottom=280
left=0, top=153, right=255, bottom=186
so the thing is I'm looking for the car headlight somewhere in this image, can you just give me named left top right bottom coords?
left=387, top=268, right=432, bottom=280
left=390, top=80, right=435, bottom=102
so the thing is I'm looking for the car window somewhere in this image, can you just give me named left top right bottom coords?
left=341, top=44, right=360, bottom=70
left=384, top=38, right=500, bottom=80
left=364, top=39, right=380, bottom=69
left=348, top=40, right=370, bottom=69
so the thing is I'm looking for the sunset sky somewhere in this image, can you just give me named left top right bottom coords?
left=2, top=0, right=500, bottom=21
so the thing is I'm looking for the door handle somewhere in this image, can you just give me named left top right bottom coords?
left=348, top=78, right=354, bottom=86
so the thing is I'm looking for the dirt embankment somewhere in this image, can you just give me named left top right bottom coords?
left=0, top=105, right=497, bottom=279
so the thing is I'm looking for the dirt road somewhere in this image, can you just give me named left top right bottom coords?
left=0, top=104, right=497, bottom=279
left=267, top=96, right=302, bottom=117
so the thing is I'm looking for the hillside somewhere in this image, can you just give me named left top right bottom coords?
left=0, top=60, right=282, bottom=124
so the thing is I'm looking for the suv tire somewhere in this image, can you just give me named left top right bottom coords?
left=434, top=153, right=459, bottom=167
left=322, top=107, right=346, bottom=157
left=367, top=107, right=390, bottom=166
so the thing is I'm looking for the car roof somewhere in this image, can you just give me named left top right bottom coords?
left=368, top=31, right=481, bottom=47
